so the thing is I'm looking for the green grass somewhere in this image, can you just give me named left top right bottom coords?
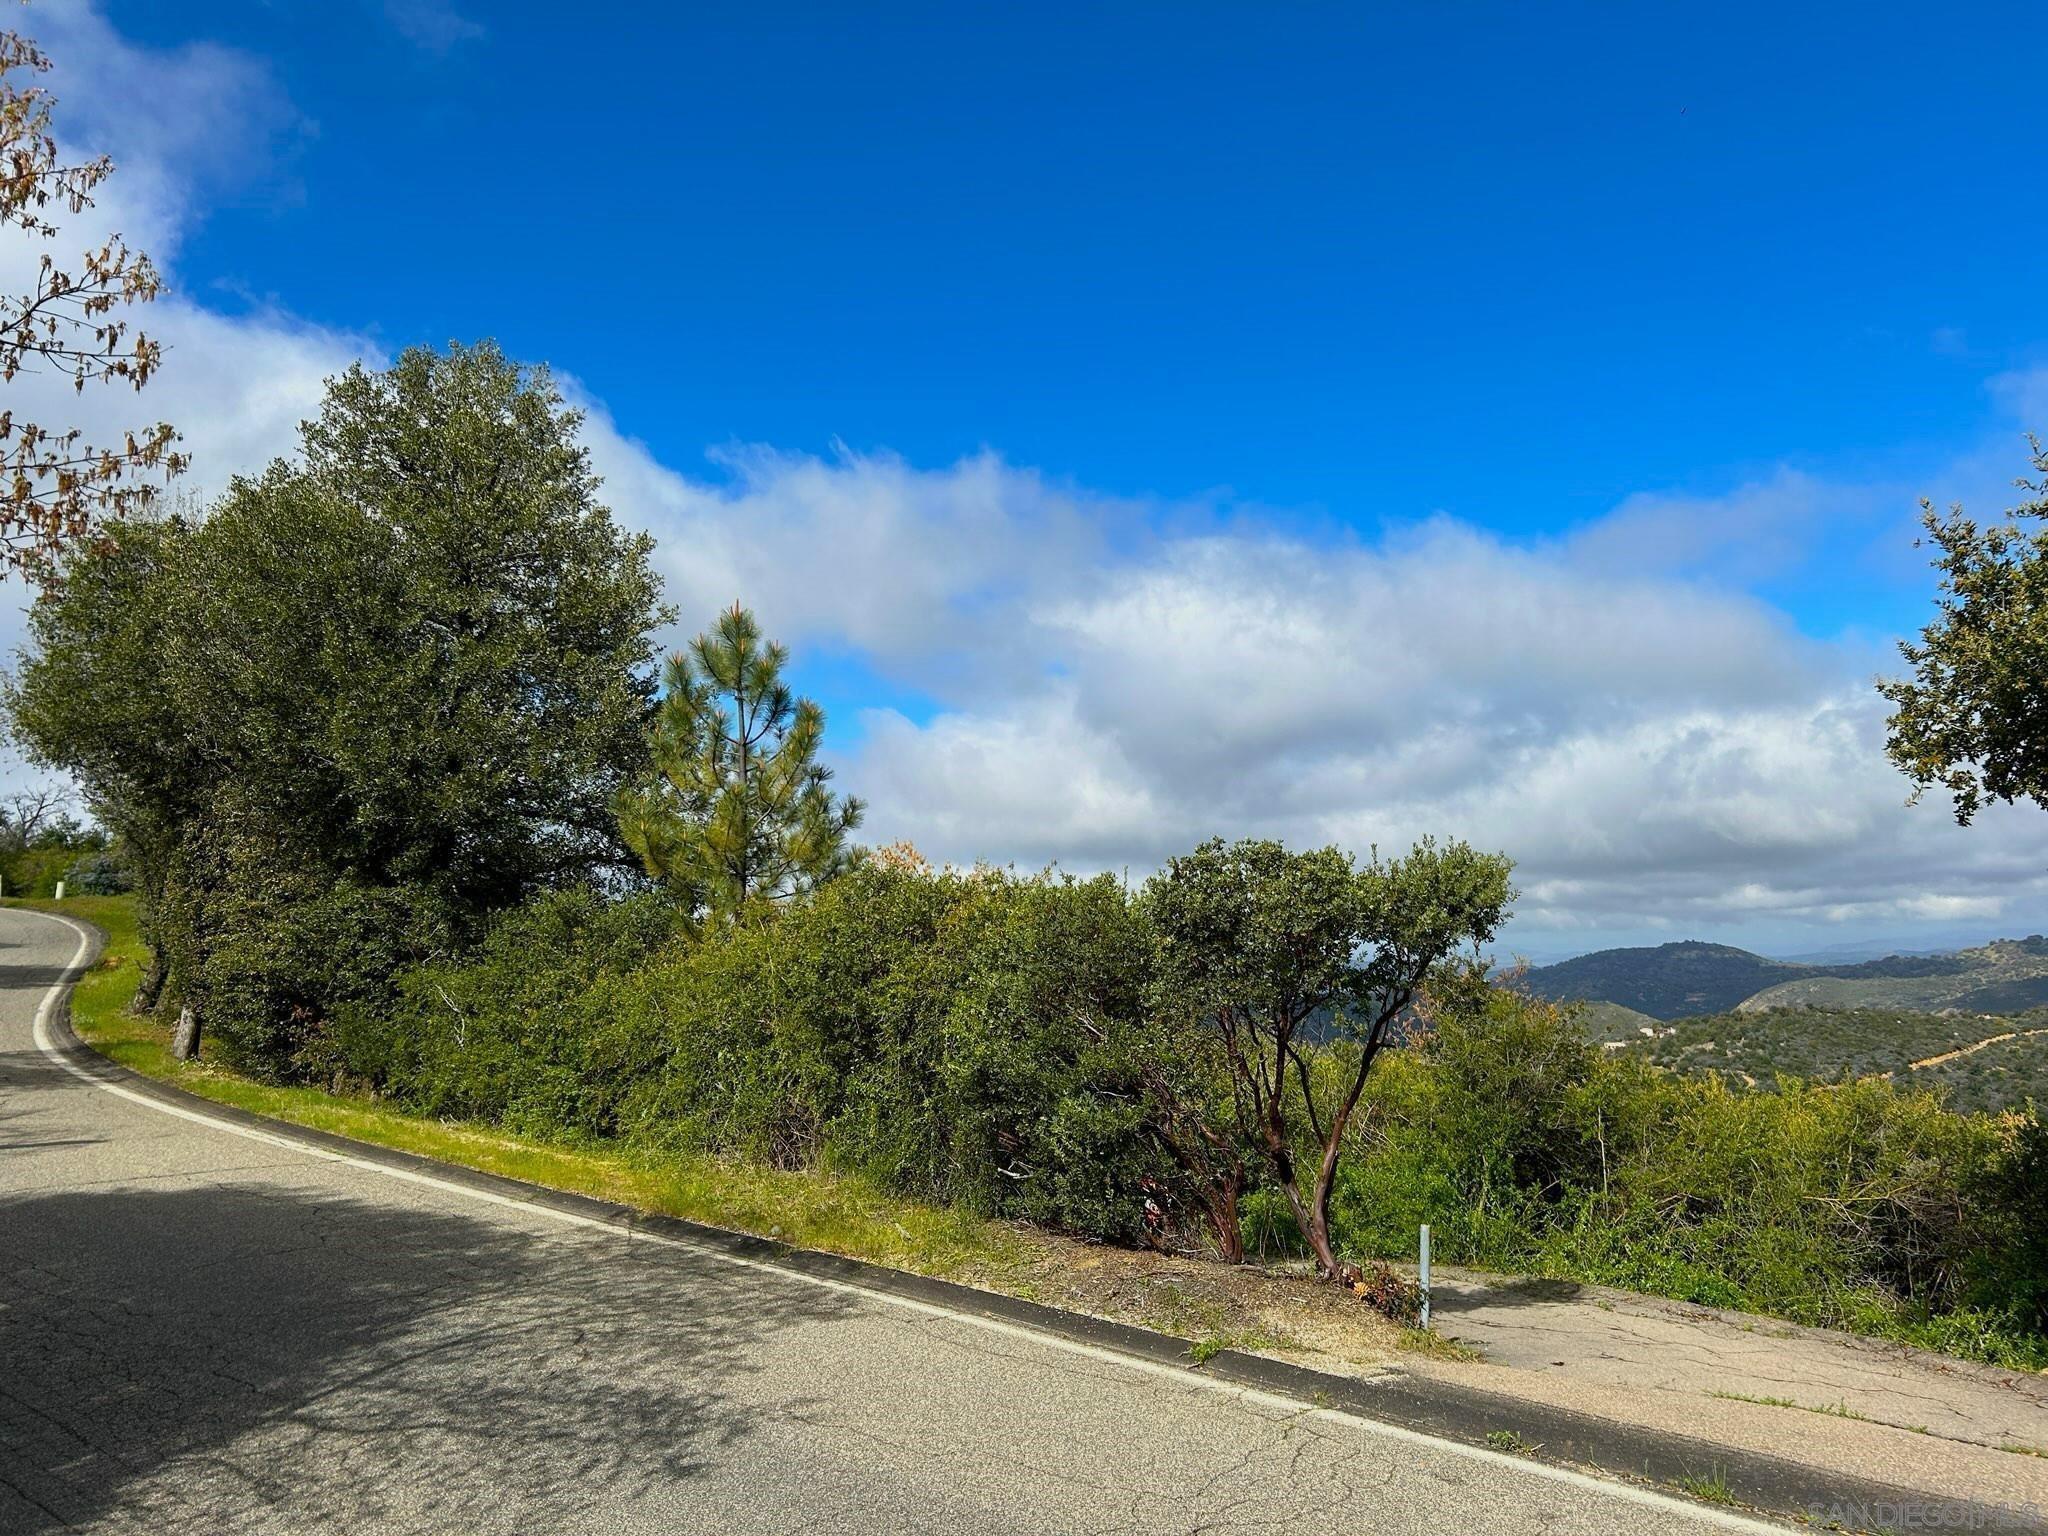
left=1673, top=1468, right=1736, bottom=1506
left=1485, top=1429, right=1536, bottom=1454
left=1135, top=1282, right=1294, bottom=1364
left=1399, top=1327, right=1484, bottom=1362
left=1709, top=1391, right=1799, bottom=1409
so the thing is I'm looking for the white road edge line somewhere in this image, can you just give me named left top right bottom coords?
left=20, top=906, right=1788, bottom=1533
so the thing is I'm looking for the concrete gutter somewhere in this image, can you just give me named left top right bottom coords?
left=38, top=919, right=2040, bottom=1535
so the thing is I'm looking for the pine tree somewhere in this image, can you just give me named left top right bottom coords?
left=617, top=603, right=864, bottom=921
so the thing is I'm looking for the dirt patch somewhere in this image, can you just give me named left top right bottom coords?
left=1910, top=1026, right=2048, bottom=1071
left=959, top=1227, right=1416, bottom=1374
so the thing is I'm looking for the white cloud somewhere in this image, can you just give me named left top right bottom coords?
left=0, top=3, right=373, bottom=765
left=382, top=0, right=484, bottom=54
left=29, top=0, right=304, bottom=257
left=1567, top=469, right=1851, bottom=585
left=577, top=440, right=2048, bottom=951
left=571, top=408, right=1131, bottom=688
left=1989, top=364, right=2048, bottom=443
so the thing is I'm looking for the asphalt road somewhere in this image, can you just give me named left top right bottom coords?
left=0, top=907, right=1782, bottom=1534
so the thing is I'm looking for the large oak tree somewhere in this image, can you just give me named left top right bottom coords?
left=9, top=342, right=668, bottom=1068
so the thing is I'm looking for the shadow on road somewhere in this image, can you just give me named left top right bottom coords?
left=0, top=962, right=80, bottom=993
left=1431, top=1276, right=1588, bottom=1312
left=0, top=1041, right=104, bottom=1112
left=0, top=1040, right=113, bottom=1155
left=0, top=1179, right=852, bottom=1532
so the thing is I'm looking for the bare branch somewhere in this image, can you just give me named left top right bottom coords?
left=0, top=27, right=183, bottom=577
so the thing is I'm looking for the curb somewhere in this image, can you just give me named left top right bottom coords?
left=37, top=913, right=2043, bottom=1535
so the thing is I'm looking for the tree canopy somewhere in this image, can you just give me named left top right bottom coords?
left=1880, top=438, right=2048, bottom=824
left=8, top=342, right=668, bottom=1067
left=1143, top=835, right=1514, bottom=1277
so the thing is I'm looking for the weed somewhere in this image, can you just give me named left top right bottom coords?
left=1398, top=1327, right=1483, bottom=1362
left=1674, top=1469, right=1736, bottom=1506
left=1709, top=1391, right=1797, bottom=1409
left=1707, top=1392, right=1930, bottom=1433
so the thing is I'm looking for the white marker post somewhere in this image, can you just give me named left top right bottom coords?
left=53, top=880, right=64, bottom=901
left=1419, top=1223, right=1432, bottom=1330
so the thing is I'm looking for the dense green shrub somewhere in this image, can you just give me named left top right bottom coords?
left=920, top=867, right=1160, bottom=1236
left=1324, top=982, right=2033, bottom=1359
left=326, top=856, right=2045, bottom=1366
left=353, top=856, right=1178, bottom=1244
left=1526, top=1073, right=1997, bottom=1327
left=335, top=886, right=684, bottom=1133
left=612, top=857, right=1175, bottom=1242
left=1425, top=978, right=1601, bottom=1211
left=1974, top=1110, right=2048, bottom=1334
left=152, top=819, right=434, bottom=1080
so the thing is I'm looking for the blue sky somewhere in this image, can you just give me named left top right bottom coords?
left=112, top=3, right=2047, bottom=558
left=14, top=0, right=2048, bottom=957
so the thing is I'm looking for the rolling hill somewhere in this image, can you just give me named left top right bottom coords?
left=1572, top=998, right=1663, bottom=1044
left=1520, top=936, right=2048, bottom=1021
left=1737, top=937, right=2048, bottom=1015
left=1517, top=934, right=2048, bottom=1113
left=1519, top=941, right=1808, bottom=1020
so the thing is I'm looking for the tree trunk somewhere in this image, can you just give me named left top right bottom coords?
left=1301, top=1202, right=1338, bottom=1279
left=1260, top=1108, right=1341, bottom=1278
left=131, top=951, right=166, bottom=1016
left=1206, top=1174, right=1247, bottom=1264
left=1275, top=1169, right=1340, bottom=1278
left=1147, top=1118, right=1249, bottom=1263
left=1281, top=1019, right=1395, bottom=1283
left=170, top=1005, right=200, bottom=1061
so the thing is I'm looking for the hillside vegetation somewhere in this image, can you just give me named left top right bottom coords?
left=1622, top=1004, right=2048, bottom=1114
left=1572, top=998, right=1662, bottom=1044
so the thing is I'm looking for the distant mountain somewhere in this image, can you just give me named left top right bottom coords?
left=1739, top=937, right=2048, bottom=1015
left=1770, top=940, right=1960, bottom=966
left=1520, top=936, right=2048, bottom=1023
left=1520, top=941, right=1808, bottom=1021
left=1520, top=935, right=2048, bottom=1112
